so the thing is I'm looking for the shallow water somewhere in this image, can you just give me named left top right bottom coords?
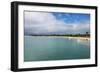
left=24, top=36, right=90, bottom=62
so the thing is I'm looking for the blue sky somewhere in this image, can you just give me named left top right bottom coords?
left=52, top=12, right=90, bottom=24
left=24, top=11, right=90, bottom=35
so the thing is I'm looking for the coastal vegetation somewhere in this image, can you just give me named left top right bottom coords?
left=29, top=32, right=90, bottom=37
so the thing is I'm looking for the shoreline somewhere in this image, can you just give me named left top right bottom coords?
left=66, top=36, right=90, bottom=41
left=25, top=36, right=90, bottom=41
left=47, top=36, right=90, bottom=41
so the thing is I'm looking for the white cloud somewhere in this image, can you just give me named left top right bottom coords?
left=24, top=11, right=90, bottom=35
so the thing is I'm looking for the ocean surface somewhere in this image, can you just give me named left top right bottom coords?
left=24, top=36, right=90, bottom=62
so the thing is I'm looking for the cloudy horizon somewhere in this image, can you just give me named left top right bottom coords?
left=24, top=11, right=90, bottom=35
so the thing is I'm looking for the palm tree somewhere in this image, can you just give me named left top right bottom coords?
left=86, top=32, right=89, bottom=35
left=85, top=32, right=90, bottom=37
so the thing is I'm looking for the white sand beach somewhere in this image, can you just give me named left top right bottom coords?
left=46, top=36, right=90, bottom=41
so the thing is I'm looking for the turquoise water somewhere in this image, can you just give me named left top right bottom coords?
left=24, top=36, right=90, bottom=62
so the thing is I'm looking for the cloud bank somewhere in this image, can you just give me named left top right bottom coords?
left=24, top=11, right=90, bottom=35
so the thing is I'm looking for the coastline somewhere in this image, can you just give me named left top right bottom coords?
left=51, top=36, right=90, bottom=41
left=65, top=36, right=90, bottom=41
left=27, top=36, right=90, bottom=41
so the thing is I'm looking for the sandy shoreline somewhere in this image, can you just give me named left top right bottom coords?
left=50, top=36, right=90, bottom=41
left=30, top=36, right=90, bottom=41
left=65, top=37, right=90, bottom=41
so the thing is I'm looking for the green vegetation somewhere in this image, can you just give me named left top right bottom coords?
left=30, top=32, right=90, bottom=37
left=64, top=32, right=90, bottom=37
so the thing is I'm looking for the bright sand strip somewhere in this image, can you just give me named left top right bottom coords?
left=46, top=36, right=90, bottom=41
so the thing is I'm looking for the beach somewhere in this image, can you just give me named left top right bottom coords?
left=42, top=36, right=90, bottom=41
left=66, top=37, right=90, bottom=41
